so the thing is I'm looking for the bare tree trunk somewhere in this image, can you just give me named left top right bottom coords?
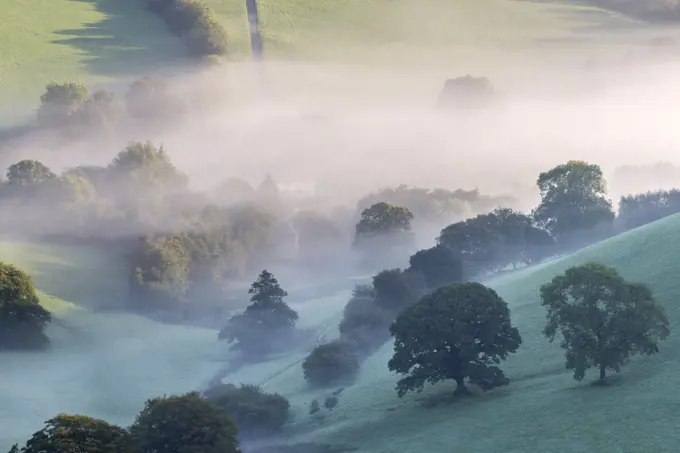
left=599, top=364, right=606, bottom=382
left=454, top=377, right=471, bottom=396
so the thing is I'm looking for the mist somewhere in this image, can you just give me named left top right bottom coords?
left=4, top=9, right=680, bottom=450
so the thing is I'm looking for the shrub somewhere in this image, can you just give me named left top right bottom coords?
left=303, top=341, right=360, bottom=387
left=144, top=0, right=228, bottom=57
left=37, top=82, right=89, bottom=128
left=0, top=262, right=51, bottom=350
left=204, top=383, right=291, bottom=439
left=130, top=392, right=240, bottom=453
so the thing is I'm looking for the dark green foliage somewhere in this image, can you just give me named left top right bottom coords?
left=37, top=82, right=89, bottom=128
left=204, top=384, right=290, bottom=438
left=372, top=268, right=424, bottom=312
left=13, top=414, right=134, bottom=453
left=541, top=263, right=670, bottom=383
left=0, top=262, right=51, bottom=350
left=144, top=0, right=228, bottom=57
left=532, top=160, right=615, bottom=243
left=219, top=270, right=298, bottom=357
left=407, top=245, right=463, bottom=290
left=323, top=396, right=338, bottom=410
left=130, top=392, right=240, bottom=453
left=338, top=285, right=393, bottom=355
left=618, top=188, right=680, bottom=230
left=303, top=341, right=360, bottom=387
left=437, top=75, right=496, bottom=109
left=389, top=282, right=522, bottom=397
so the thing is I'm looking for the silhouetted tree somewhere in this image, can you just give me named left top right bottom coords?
left=389, top=282, right=522, bottom=397
left=407, top=245, right=463, bottom=290
left=541, top=262, right=670, bottom=383
left=130, top=392, right=240, bottom=453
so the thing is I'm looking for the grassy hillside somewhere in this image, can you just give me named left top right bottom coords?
left=206, top=0, right=642, bottom=61
left=0, top=0, right=186, bottom=118
left=220, top=213, right=680, bottom=453
left=0, top=240, right=127, bottom=312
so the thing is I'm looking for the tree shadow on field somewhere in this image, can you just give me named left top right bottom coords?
left=52, top=0, right=188, bottom=80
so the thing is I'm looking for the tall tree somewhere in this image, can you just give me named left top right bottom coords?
left=532, top=161, right=614, bottom=242
left=219, top=270, right=298, bottom=357
left=388, top=282, right=522, bottom=397
left=541, top=263, right=670, bottom=383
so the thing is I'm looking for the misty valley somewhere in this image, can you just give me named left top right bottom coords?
left=4, top=0, right=680, bottom=452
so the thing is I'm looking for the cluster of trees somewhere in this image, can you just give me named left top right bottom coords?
left=9, top=383, right=300, bottom=453
left=0, top=263, right=51, bottom=350
left=145, top=0, right=229, bottom=57
left=437, top=75, right=497, bottom=109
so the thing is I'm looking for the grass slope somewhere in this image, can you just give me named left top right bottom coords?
left=206, top=0, right=642, bottom=61
left=0, top=240, right=128, bottom=313
left=222, top=214, right=680, bottom=453
left=0, top=0, right=186, bottom=118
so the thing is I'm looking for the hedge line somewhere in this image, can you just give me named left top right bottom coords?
left=146, top=0, right=228, bottom=57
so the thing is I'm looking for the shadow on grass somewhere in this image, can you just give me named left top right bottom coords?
left=52, top=0, right=188, bottom=80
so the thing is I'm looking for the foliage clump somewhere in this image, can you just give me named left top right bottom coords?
left=303, top=341, right=360, bottom=387
left=130, top=392, right=241, bottom=453
left=204, top=383, right=291, bottom=438
left=145, top=0, right=229, bottom=57
left=0, top=262, right=51, bottom=350
left=541, top=262, right=670, bottom=383
left=388, top=282, right=522, bottom=397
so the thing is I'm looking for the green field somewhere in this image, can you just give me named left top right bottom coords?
left=0, top=240, right=128, bottom=312
left=0, top=0, right=186, bottom=119
left=219, top=213, right=680, bottom=453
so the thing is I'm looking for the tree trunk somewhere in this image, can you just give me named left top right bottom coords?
left=599, top=364, right=606, bottom=382
left=454, top=377, right=471, bottom=396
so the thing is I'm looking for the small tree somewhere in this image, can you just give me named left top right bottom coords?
left=372, top=268, right=424, bottom=313
left=541, top=262, right=670, bottom=383
left=0, top=262, right=51, bottom=350
left=354, top=202, right=413, bottom=244
left=388, top=282, right=522, bottom=397
left=6, top=160, right=56, bottom=187
left=219, top=270, right=298, bottom=357
left=13, top=414, right=134, bottom=453
left=338, top=285, right=392, bottom=355
left=204, top=384, right=290, bottom=439
left=37, top=82, right=89, bottom=128
left=130, top=392, right=241, bottom=453
left=303, top=341, right=360, bottom=387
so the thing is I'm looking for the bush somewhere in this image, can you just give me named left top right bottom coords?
left=144, top=0, right=228, bottom=57
left=0, top=262, right=51, bottom=350
left=303, top=341, right=360, bottom=387
left=338, top=285, right=392, bottom=355
left=204, top=384, right=291, bottom=439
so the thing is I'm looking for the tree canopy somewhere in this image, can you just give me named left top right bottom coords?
left=12, top=414, right=134, bottom=453
left=532, top=161, right=614, bottom=242
left=130, top=392, right=241, bottom=453
left=388, top=282, right=522, bottom=397
left=302, top=340, right=360, bottom=387
left=541, top=262, right=670, bottom=383
left=0, top=262, right=51, bottom=350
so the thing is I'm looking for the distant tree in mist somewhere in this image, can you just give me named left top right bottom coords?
left=6, top=160, right=56, bottom=187
left=125, top=76, right=180, bottom=120
left=372, top=268, right=424, bottom=313
left=338, top=284, right=393, bottom=355
left=353, top=202, right=415, bottom=264
left=389, top=282, right=522, bottom=397
left=219, top=270, right=298, bottom=357
left=130, top=392, right=240, bottom=453
left=37, top=82, right=89, bottom=128
left=217, top=177, right=256, bottom=205
left=10, top=414, right=134, bottom=453
left=437, top=75, right=496, bottom=109
left=532, top=161, right=615, bottom=244
left=0, top=262, right=51, bottom=350
left=204, top=384, right=290, bottom=439
left=541, top=263, right=670, bottom=384
left=303, top=340, right=360, bottom=387
left=617, top=188, right=680, bottom=231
